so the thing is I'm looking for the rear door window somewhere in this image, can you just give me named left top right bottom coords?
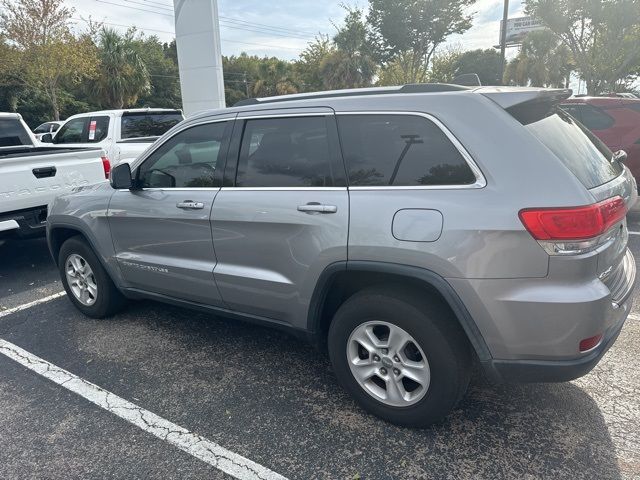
left=0, top=118, right=32, bottom=146
left=87, top=116, right=110, bottom=143
left=235, top=116, right=336, bottom=188
left=337, top=114, right=476, bottom=186
left=121, top=112, right=183, bottom=139
left=511, top=105, right=622, bottom=189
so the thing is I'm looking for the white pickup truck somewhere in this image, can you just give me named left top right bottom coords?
left=41, top=108, right=184, bottom=165
left=0, top=113, right=109, bottom=240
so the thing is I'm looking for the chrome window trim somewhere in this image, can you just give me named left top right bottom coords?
left=220, top=187, right=347, bottom=192
left=336, top=111, right=487, bottom=190
left=238, top=112, right=333, bottom=120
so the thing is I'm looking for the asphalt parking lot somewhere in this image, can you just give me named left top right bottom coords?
left=1, top=219, right=640, bottom=480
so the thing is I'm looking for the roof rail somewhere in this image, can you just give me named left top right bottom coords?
left=233, top=83, right=469, bottom=107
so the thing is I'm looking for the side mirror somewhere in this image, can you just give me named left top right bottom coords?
left=41, top=133, right=53, bottom=143
left=614, top=150, right=627, bottom=164
left=110, top=162, right=133, bottom=189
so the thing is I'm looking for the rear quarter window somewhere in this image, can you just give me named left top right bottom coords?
left=337, top=114, right=477, bottom=186
left=510, top=104, right=622, bottom=189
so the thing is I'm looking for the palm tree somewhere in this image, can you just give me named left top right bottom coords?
left=251, top=58, right=297, bottom=97
left=94, top=28, right=150, bottom=108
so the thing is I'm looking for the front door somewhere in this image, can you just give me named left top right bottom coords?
left=108, top=117, right=234, bottom=306
left=211, top=110, right=349, bottom=327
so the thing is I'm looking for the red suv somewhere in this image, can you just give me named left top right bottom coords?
left=561, top=97, right=640, bottom=182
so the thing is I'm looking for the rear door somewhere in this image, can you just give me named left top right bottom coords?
left=211, top=108, right=348, bottom=326
left=108, top=115, right=234, bottom=306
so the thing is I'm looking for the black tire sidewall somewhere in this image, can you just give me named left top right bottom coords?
left=328, top=288, right=470, bottom=427
left=58, top=237, right=119, bottom=318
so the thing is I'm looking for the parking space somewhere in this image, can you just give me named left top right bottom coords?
left=1, top=221, right=640, bottom=479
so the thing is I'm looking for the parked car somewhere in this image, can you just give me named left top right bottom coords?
left=32, top=120, right=64, bottom=141
left=0, top=112, right=110, bottom=240
left=41, top=108, right=184, bottom=165
left=561, top=97, right=640, bottom=184
left=47, top=85, right=636, bottom=427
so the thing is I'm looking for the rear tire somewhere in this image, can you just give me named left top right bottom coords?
left=328, top=286, right=471, bottom=427
left=58, top=236, right=126, bottom=318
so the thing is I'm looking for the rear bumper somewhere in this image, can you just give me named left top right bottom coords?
left=0, top=206, right=48, bottom=239
left=450, top=248, right=636, bottom=383
left=483, top=304, right=629, bottom=382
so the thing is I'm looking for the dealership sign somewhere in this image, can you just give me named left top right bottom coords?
left=499, top=16, right=548, bottom=46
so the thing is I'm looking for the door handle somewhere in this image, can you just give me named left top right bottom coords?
left=32, top=166, right=57, bottom=179
left=297, top=203, right=338, bottom=214
left=176, top=201, right=205, bottom=210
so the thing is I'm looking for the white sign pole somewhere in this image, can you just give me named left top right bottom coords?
left=173, top=0, right=226, bottom=116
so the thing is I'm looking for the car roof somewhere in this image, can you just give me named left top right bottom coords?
left=0, top=112, right=21, bottom=119
left=187, top=84, right=572, bottom=122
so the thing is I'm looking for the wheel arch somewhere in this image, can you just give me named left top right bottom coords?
left=307, top=261, right=492, bottom=362
left=47, top=222, right=122, bottom=288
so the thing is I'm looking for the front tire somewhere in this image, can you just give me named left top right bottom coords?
left=58, top=236, right=126, bottom=318
left=328, top=286, right=471, bottom=427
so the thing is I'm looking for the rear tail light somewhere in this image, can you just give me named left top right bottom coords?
left=101, top=156, right=111, bottom=179
left=579, top=333, right=603, bottom=352
left=519, top=196, right=627, bottom=255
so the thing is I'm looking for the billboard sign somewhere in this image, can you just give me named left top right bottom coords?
left=500, top=16, right=548, bottom=46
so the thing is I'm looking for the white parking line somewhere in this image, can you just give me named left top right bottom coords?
left=0, top=339, right=287, bottom=480
left=628, top=231, right=640, bottom=235
left=0, top=292, right=67, bottom=318
left=0, top=295, right=288, bottom=480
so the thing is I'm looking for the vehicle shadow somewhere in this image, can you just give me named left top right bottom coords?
left=0, top=237, right=59, bottom=300
left=86, top=301, right=623, bottom=480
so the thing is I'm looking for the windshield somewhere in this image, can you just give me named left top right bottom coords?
left=510, top=104, right=622, bottom=189
left=120, top=112, right=183, bottom=139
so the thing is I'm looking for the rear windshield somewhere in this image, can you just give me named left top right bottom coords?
left=0, top=118, right=32, bottom=147
left=120, top=112, right=182, bottom=139
left=509, top=103, right=622, bottom=189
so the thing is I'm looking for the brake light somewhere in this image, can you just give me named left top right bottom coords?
left=101, top=156, right=111, bottom=179
left=519, top=196, right=626, bottom=241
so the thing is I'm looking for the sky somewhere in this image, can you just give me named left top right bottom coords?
left=65, top=0, right=525, bottom=60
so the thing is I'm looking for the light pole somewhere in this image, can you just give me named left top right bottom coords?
left=499, top=0, right=510, bottom=85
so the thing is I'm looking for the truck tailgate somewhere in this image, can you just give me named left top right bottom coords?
left=0, top=148, right=106, bottom=214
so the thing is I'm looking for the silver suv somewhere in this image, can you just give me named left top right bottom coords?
left=47, top=85, right=637, bottom=427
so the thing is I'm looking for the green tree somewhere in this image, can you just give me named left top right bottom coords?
left=296, top=35, right=335, bottom=91
left=251, top=57, right=297, bottom=97
left=452, top=49, right=503, bottom=86
left=367, top=0, right=476, bottom=83
left=132, top=37, right=181, bottom=108
left=504, top=30, right=573, bottom=87
left=0, top=0, right=97, bottom=120
left=94, top=28, right=150, bottom=109
left=320, top=7, right=376, bottom=89
left=525, top=0, right=640, bottom=94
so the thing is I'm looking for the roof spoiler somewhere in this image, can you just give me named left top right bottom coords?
left=476, top=87, right=573, bottom=109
